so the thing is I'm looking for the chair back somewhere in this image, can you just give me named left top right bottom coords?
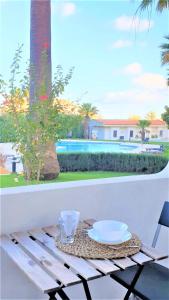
left=152, top=201, right=169, bottom=248
left=158, top=201, right=169, bottom=228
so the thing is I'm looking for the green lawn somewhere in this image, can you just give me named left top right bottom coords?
left=0, top=171, right=139, bottom=188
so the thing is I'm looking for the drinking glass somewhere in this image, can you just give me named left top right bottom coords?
left=58, top=210, right=80, bottom=244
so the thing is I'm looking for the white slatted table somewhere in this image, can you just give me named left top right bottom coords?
left=1, top=220, right=168, bottom=300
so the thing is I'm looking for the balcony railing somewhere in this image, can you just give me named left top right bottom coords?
left=1, top=163, right=169, bottom=299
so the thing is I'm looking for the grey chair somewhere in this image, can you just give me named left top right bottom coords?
left=111, top=201, right=169, bottom=300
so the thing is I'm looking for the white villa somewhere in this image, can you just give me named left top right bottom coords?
left=89, top=119, right=169, bottom=141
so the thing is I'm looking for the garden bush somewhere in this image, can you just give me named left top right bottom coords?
left=58, top=152, right=168, bottom=174
left=0, top=115, right=18, bottom=142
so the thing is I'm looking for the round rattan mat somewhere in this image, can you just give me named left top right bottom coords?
left=56, top=226, right=141, bottom=259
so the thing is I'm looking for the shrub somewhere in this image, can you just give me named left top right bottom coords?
left=58, top=152, right=168, bottom=174
left=0, top=115, right=18, bottom=142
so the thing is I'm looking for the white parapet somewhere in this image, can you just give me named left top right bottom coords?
left=1, top=163, right=169, bottom=299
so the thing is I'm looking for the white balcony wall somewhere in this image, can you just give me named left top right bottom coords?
left=1, top=164, right=169, bottom=299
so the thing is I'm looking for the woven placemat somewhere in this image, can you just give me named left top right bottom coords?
left=56, top=226, right=141, bottom=259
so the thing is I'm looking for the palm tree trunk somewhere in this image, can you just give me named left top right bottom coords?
left=141, top=129, right=145, bottom=142
left=83, top=117, right=89, bottom=139
left=30, top=0, right=51, bottom=104
left=30, top=0, right=60, bottom=179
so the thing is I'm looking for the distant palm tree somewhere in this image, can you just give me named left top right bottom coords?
left=30, top=0, right=60, bottom=179
left=138, top=0, right=169, bottom=12
left=79, top=103, right=98, bottom=139
left=145, top=111, right=157, bottom=121
left=137, top=120, right=151, bottom=142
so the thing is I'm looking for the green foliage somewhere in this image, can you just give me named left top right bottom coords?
left=136, top=1, right=169, bottom=85
left=137, top=119, right=151, bottom=128
left=79, top=103, right=99, bottom=139
left=52, top=65, right=74, bottom=98
left=57, top=153, right=168, bottom=174
left=0, top=114, right=18, bottom=142
left=161, top=105, right=169, bottom=128
left=72, top=123, right=84, bottom=138
left=56, top=114, right=82, bottom=139
left=0, top=45, right=75, bottom=180
left=137, top=0, right=168, bottom=13
left=137, top=119, right=151, bottom=141
left=160, top=35, right=169, bottom=85
left=160, top=35, right=169, bottom=65
left=79, top=103, right=99, bottom=118
left=0, top=113, right=82, bottom=143
left=12, top=101, right=63, bottom=180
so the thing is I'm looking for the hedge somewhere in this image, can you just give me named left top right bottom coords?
left=57, top=152, right=168, bottom=174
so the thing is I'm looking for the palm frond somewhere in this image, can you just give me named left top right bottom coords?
left=160, top=43, right=169, bottom=50
left=138, top=0, right=153, bottom=11
left=160, top=36, right=169, bottom=65
left=156, top=0, right=169, bottom=11
left=137, top=0, right=168, bottom=13
left=161, top=52, right=169, bottom=64
left=167, top=69, right=169, bottom=85
left=160, top=35, right=169, bottom=50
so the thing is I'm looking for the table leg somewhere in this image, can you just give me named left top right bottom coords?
left=81, top=278, right=92, bottom=300
left=48, top=291, right=57, bottom=300
left=123, top=264, right=144, bottom=300
left=57, top=289, right=70, bottom=300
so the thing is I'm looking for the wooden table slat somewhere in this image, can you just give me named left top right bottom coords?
left=43, top=225, right=60, bottom=239
left=0, top=235, right=59, bottom=294
left=131, top=252, right=153, bottom=265
left=87, top=259, right=119, bottom=274
left=12, top=232, right=80, bottom=286
left=43, top=226, right=101, bottom=280
left=113, top=257, right=136, bottom=269
left=155, top=257, right=169, bottom=269
left=3, top=221, right=165, bottom=298
left=141, top=244, right=168, bottom=260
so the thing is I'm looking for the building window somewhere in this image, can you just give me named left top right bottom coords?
left=113, top=130, right=117, bottom=138
left=159, top=130, right=163, bottom=137
left=130, top=130, right=133, bottom=138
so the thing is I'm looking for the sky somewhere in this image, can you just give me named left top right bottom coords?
left=0, top=0, right=168, bottom=119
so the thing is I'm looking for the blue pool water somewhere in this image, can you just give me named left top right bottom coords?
left=56, top=140, right=139, bottom=153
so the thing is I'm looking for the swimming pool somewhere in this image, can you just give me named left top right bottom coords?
left=56, top=140, right=139, bottom=153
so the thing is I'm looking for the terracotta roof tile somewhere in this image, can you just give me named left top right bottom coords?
left=97, top=119, right=166, bottom=126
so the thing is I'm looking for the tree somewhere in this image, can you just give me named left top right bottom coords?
left=160, top=35, right=169, bottom=85
left=137, top=120, right=151, bottom=141
left=0, top=114, right=19, bottom=142
left=146, top=111, right=157, bottom=121
left=138, top=0, right=169, bottom=12
left=54, top=98, right=79, bottom=115
left=160, top=35, right=169, bottom=65
left=161, top=105, right=169, bottom=128
left=53, top=99, right=82, bottom=139
left=129, top=115, right=141, bottom=120
left=137, top=0, right=169, bottom=85
left=30, top=0, right=60, bottom=180
left=56, top=114, right=82, bottom=138
left=79, top=103, right=99, bottom=139
left=0, top=45, right=74, bottom=181
left=1, top=88, right=28, bottom=113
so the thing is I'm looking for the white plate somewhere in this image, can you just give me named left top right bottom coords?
left=88, top=228, right=132, bottom=245
left=93, top=220, right=128, bottom=241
